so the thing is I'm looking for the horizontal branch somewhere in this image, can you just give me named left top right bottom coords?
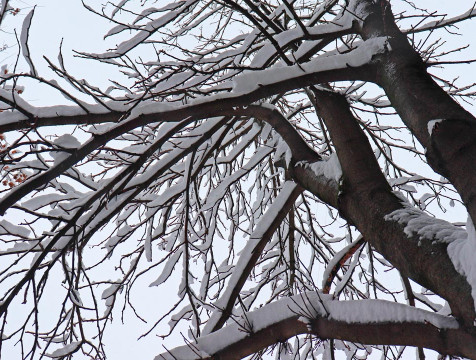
left=157, top=293, right=476, bottom=360
left=0, top=36, right=385, bottom=133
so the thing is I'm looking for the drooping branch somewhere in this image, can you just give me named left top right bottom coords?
left=0, top=116, right=232, bottom=318
left=159, top=293, right=476, bottom=360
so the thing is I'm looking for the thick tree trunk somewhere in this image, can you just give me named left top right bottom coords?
left=354, top=0, right=476, bottom=226
left=292, top=89, right=476, bottom=327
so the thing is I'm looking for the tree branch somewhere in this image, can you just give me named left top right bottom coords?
left=351, top=0, right=476, bottom=234
left=158, top=293, right=476, bottom=360
left=291, top=88, right=476, bottom=326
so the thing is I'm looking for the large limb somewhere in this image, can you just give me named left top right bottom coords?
left=213, top=98, right=475, bottom=329
left=159, top=93, right=476, bottom=358
left=158, top=293, right=476, bottom=360
left=350, top=0, right=476, bottom=227
left=292, top=89, right=475, bottom=327
left=0, top=39, right=384, bottom=214
left=0, top=39, right=376, bottom=134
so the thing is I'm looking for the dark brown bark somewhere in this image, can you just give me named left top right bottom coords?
left=226, top=95, right=476, bottom=328
left=311, top=318, right=476, bottom=359
left=202, top=314, right=476, bottom=360
left=353, top=0, right=476, bottom=228
left=303, top=89, right=475, bottom=327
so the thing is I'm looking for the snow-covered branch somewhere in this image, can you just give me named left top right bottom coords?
left=158, top=293, right=476, bottom=360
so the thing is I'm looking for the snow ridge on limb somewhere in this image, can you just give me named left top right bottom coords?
left=386, top=205, right=476, bottom=314
left=203, top=181, right=302, bottom=335
left=20, top=7, right=37, bottom=77
left=158, top=292, right=476, bottom=360
left=0, top=36, right=390, bottom=134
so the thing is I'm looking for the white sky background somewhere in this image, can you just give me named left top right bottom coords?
left=1, top=0, right=476, bottom=359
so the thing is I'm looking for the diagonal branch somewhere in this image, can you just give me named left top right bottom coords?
left=203, top=181, right=302, bottom=334
left=322, top=237, right=366, bottom=294
left=299, top=88, right=475, bottom=326
left=350, top=0, right=476, bottom=238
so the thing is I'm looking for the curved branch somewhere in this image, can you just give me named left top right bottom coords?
left=0, top=38, right=381, bottom=133
left=223, top=105, right=321, bottom=163
left=158, top=294, right=476, bottom=360
left=292, top=88, right=475, bottom=326
left=322, top=237, right=366, bottom=294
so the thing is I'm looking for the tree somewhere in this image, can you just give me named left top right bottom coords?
left=1, top=0, right=476, bottom=358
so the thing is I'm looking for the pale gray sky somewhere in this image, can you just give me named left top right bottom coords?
left=1, top=1, right=475, bottom=359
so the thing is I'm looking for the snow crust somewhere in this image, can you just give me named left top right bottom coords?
left=158, top=292, right=458, bottom=359
left=20, top=8, right=36, bottom=76
left=46, top=341, right=81, bottom=358
left=297, top=152, right=342, bottom=182
left=1, top=36, right=390, bottom=136
left=53, top=134, right=81, bottom=149
left=0, top=87, right=129, bottom=126
left=86, top=0, right=196, bottom=59
left=447, top=216, right=476, bottom=316
left=427, top=119, right=443, bottom=136
left=385, top=206, right=466, bottom=245
left=0, top=219, right=31, bottom=238
left=385, top=205, right=476, bottom=314
left=49, top=134, right=81, bottom=165
left=273, top=138, right=292, bottom=167
left=232, top=37, right=390, bottom=95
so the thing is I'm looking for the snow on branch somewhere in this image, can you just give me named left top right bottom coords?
left=231, top=37, right=391, bottom=95
left=385, top=205, right=476, bottom=313
left=1, top=36, right=390, bottom=136
left=158, top=292, right=466, bottom=360
left=82, top=0, right=199, bottom=59
left=203, top=181, right=302, bottom=334
left=20, top=7, right=37, bottom=77
left=296, top=152, right=342, bottom=183
left=404, top=4, right=476, bottom=34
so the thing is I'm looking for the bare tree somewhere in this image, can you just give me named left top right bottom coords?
left=1, top=0, right=476, bottom=358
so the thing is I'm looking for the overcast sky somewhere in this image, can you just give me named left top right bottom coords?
left=1, top=1, right=475, bottom=359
